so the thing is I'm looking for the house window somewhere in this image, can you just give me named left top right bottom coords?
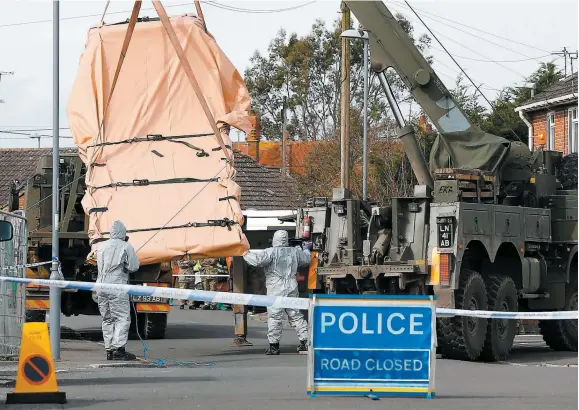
left=569, top=107, right=578, bottom=154
left=546, top=112, right=555, bottom=150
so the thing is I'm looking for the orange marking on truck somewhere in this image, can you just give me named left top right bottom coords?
left=26, top=299, right=50, bottom=310
left=308, top=251, right=319, bottom=290
left=135, top=303, right=170, bottom=312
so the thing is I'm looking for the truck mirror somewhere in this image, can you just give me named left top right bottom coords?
left=0, top=220, right=14, bottom=242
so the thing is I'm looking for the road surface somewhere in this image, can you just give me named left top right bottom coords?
left=0, top=310, right=576, bottom=409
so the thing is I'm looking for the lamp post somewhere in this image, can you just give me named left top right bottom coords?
left=340, top=29, right=369, bottom=200
left=50, top=0, right=62, bottom=360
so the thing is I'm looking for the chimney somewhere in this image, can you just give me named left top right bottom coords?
left=247, top=112, right=260, bottom=163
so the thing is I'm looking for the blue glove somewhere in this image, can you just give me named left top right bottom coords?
left=302, top=241, right=313, bottom=251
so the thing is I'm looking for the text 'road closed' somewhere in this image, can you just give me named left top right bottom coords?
left=313, top=350, right=430, bottom=382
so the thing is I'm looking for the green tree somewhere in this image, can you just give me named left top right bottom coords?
left=244, top=13, right=432, bottom=141
left=482, top=62, right=564, bottom=141
left=450, top=74, right=487, bottom=126
left=445, top=62, right=564, bottom=141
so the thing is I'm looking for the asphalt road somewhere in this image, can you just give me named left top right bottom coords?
left=0, top=310, right=576, bottom=410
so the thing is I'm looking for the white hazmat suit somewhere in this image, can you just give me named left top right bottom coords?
left=96, top=221, right=140, bottom=354
left=243, top=230, right=310, bottom=352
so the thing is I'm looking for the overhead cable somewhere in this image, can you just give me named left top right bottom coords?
left=403, top=0, right=522, bottom=142
left=388, top=0, right=551, bottom=54
left=0, top=1, right=316, bottom=28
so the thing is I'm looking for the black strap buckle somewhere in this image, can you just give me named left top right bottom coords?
left=133, top=179, right=150, bottom=186
left=208, top=218, right=235, bottom=230
left=147, top=134, right=164, bottom=141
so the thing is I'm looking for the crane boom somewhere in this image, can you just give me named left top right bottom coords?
left=344, top=0, right=476, bottom=134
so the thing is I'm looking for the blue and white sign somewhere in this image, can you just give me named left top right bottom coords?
left=307, top=294, right=436, bottom=398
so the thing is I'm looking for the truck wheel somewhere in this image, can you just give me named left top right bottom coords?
left=139, top=313, right=168, bottom=340
left=559, top=152, right=578, bottom=190
left=439, top=269, right=488, bottom=361
left=539, top=278, right=578, bottom=352
left=480, top=275, right=518, bottom=362
left=25, top=310, right=46, bottom=323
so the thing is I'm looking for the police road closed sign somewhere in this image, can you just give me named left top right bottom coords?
left=307, top=295, right=436, bottom=398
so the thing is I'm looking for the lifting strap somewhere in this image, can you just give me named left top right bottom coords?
left=100, top=0, right=111, bottom=24
left=87, top=132, right=215, bottom=157
left=152, top=1, right=233, bottom=166
left=95, top=176, right=219, bottom=190
left=194, top=0, right=208, bottom=33
left=90, top=218, right=239, bottom=245
left=88, top=1, right=142, bottom=184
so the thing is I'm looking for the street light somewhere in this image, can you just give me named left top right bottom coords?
left=341, top=28, right=369, bottom=201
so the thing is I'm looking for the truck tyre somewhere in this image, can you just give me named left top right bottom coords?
left=439, top=270, right=488, bottom=361
left=480, top=275, right=518, bottom=362
left=25, top=310, right=46, bottom=323
left=139, top=313, right=168, bottom=340
left=559, top=152, right=578, bottom=190
left=539, top=275, right=578, bottom=352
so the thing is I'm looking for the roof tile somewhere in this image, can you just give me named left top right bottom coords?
left=518, top=72, right=578, bottom=110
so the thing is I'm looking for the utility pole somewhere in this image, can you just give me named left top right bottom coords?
left=281, top=97, right=287, bottom=179
left=339, top=1, right=351, bottom=192
left=552, top=47, right=569, bottom=77
left=31, top=134, right=41, bottom=148
left=570, top=50, right=578, bottom=74
left=50, top=0, right=62, bottom=361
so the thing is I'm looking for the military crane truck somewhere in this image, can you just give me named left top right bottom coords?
left=294, top=0, right=577, bottom=362
left=9, top=153, right=172, bottom=339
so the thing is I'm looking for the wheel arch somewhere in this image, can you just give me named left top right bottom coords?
left=486, top=242, right=523, bottom=290
left=455, top=240, right=491, bottom=288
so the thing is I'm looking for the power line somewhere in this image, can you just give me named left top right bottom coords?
left=0, top=1, right=316, bottom=29
left=201, top=1, right=317, bottom=14
left=0, top=130, right=73, bottom=138
left=403, top=0, right=522, bottom=142
left=388, top=0, right=551, bottom=54
left=0, top=127, right=70, bottom=131
left=389, top=1, right=544, bottom=61
left=433, top=61, right=502, bottom=92
left=390, top=5, right=528, bottom=80
left=430, top=46, right=553, bottom=63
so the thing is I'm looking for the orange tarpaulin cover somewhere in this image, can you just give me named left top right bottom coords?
left=67, top=14, right=251, bottom=265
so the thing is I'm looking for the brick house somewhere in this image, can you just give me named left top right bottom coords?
left=515, top=72, right=578, bottom=155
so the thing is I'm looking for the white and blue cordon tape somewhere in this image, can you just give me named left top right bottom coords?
left=0, top=262, right=577, bottom=320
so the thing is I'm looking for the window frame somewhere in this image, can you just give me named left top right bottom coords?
left=568, top=106, right=578, bottom=154
left=546, top=111, right=556, bottom=150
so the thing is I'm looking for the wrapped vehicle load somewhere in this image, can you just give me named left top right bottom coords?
left=67, top=13, right=251, bottom=265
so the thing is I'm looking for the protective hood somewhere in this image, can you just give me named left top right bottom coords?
left=272, top=230, right=289, bottom=247
left=110, top=220, right=127, bottom=240
left=429, top=130, right=511, bottom=172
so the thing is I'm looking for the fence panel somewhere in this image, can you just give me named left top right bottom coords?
left=0, top=210, right=27, bottom=358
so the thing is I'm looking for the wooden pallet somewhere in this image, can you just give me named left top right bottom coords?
left=435, top=168, right=496, bottom=203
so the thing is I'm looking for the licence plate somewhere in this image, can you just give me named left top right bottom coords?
left=130, top=295, right=169, bottom=304
left=437, top=219, right=453, bottom=249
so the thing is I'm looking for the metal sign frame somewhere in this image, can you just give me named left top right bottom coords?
left=307, top=294, right=436, bottom=399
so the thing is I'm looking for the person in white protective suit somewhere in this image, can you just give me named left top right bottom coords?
left=96, top=220, right=140, bottom=361
left=243, top=230, right=312, bottom=355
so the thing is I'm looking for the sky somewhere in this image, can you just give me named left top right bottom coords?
left=0, top=0, right=577, bottom=148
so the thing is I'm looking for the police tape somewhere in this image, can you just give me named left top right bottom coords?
left=0, top=276, right=308, bottom=310
left=0, top=261, right=52, bottom=271
left=0, top=275, right=577, bottom=320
